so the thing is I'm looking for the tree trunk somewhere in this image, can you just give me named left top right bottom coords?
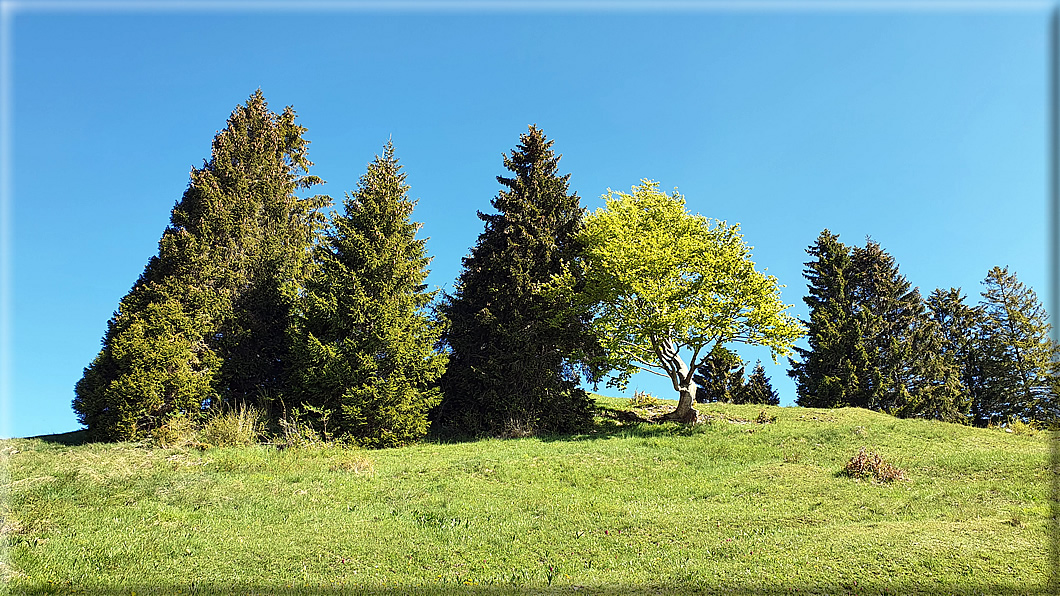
left=661, top=384, right=698, bottom=423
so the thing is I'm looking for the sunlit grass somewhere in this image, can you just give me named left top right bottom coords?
left=1, top=397, right=1051, bottom=594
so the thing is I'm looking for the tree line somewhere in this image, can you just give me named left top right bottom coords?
left=788, top=230, right=1059, bottom=426
left=73, top=91, right=1056, bottom=446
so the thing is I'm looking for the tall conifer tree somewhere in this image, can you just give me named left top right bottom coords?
left=74, top=91, right=327, bottom=440
left=788, top=230, right=868, bottom=408
left=740, top=361, right=780, bottom=406
left=849, top=239, right=924, bottom=413
left=975, top=267, right=1060, bottom=423
left=437, top=126, right=595, bottom=435
left=292, top=142, right=446, bottom=447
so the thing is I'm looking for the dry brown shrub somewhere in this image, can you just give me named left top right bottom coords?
left=844, top=447, right=905, bottom=483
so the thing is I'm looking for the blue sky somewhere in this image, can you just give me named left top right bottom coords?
left=1, top=3, right=1052, bottom=438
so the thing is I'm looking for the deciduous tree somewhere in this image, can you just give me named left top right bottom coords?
left=570, top=180, right=802, bottom=423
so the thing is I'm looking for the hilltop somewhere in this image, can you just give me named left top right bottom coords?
left=1, top=397, right=1052, bottom=595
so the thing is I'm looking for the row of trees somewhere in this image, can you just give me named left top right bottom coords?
left=74, top=91, right=1054, bottom=445
left=788, top=230, right=1059, bottom=425
left=75, top=92, right=445, bottom=445
left=75, top=92, right=804, bottom=442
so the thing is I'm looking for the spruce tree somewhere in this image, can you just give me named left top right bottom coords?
left=291, top=142, right=446, bottom=447
left=739, top=361, right=780, bottom=405
left=437, top=126, right=594, bottom=435
left=692, top=348, right=746, bottom=403
left=848, top=239, right=925, bottom=413
left=74, top=91, right=327, bottom=440
left=789, top=232, right=961, bottom=420
left=920, top=287, right=980, bottom=423
left=975, top=267, right=1060, bottom=423
left=788, top=230, right=868, bottom=408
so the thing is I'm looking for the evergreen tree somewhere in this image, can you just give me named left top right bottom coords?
left=739, top=360, right=780, bottom=405
left=292, top=142, right=446, bottom=447
left=789, top=232, right=961, bottom=420
left=437, top=126, right=595, bottom=435
left=693, top=348, right=746, bottom=403
left=788, top=230, right=868, bottom=408
left=920, top=287, right=981, bottom=423
left=975, top=267, right=1060, bottom=423
left=848, top=239, right=925, bottom=413
left=74, top=91, right=327, bottom=440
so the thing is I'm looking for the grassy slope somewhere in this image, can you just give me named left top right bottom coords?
left=0, top=397, right=1053, bottom=595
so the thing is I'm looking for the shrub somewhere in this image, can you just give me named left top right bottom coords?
left=151, top=414, right=200, bottom=449
left=201, top=406, right=264, bottom=448
left=755, top=410, right=776, bottom=424
left=628, top=390, right=659, bottom=408
left=844, top=447, right=905, bottom=483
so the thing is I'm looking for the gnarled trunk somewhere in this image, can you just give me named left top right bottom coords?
left=661, top=384, right=698, bottom=423
left=654, top=335, right=698, bottom=423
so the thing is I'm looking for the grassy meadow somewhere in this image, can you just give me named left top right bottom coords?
left=1, top=397, right=1054, bottom=595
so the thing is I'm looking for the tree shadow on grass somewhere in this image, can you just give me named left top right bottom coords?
left=22, top=429, right=91, bottom=446
left=424, top=404, right=715, bottom=447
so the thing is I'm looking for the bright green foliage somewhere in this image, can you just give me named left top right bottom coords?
left=74, top=91, right=327, bottom=440
left=437, top=126, right=595, bottom=435
left=975, top=266, right=1060, bottom=424
left=741, top=360, right=780, bottom=406
left=573, top=180, right=802, bottom=422
left=292, top=143, right=446, bottom=448
left=74, top=294, right=220, bottom=441
left=788, top=230, right=868, bottom=409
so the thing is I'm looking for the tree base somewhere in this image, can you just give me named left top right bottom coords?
left=657, top=407, right=698, bottom=424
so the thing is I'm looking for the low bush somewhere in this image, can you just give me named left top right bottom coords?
left=201, top=407, right=264, bottom=448
left=844, top=447, right=905, bottom=483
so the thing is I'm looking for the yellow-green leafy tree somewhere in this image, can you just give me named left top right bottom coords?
left=565, top=180, right=802, bottom=423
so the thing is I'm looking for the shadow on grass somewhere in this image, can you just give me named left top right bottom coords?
left=23, top=429, right=91, bottom=446
left=423, top=404, right=715, bottom=446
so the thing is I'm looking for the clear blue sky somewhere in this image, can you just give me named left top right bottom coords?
left=2, top=3, right=1052, bottom=439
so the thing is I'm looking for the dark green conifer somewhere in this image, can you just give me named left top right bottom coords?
left=292, top=142, right=446, bottom=447
left=693, top=348, right=746, bottom=403
left=788, top=230, right=868, bottom=408
left=437, top=126, right=595, bottom=435
left=739, top=361, right=780, bottom=406
left=74, top=91, right=327, bottom=440
left=848, top=239, right=924, bottom=413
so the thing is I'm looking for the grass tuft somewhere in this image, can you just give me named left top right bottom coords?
left=627, top=390, right=659, bottom=408
left=200, top=406, right=264, bottom=448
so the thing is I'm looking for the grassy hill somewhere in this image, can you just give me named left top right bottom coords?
left=1, top=397, right=1053, bottom=595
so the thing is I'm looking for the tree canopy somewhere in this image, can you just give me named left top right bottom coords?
left=436, top=126, right=596, bottom=435
left=74, top=90, right=328, bottom=441
left=569, top=180, right=802, bottom=422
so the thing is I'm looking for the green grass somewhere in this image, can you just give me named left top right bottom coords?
left=1, top=397, right=1054, bottom=595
